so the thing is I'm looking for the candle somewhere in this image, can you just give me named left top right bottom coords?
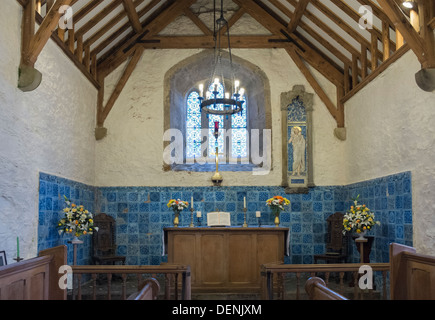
left=244, top=197, right=246, bottom=208
left=214, top=121, right=219, bottom=134
left=256, top=211, right=261, bottom=218
left=214, top=78, right=219, bottom=91
left=17, top=237, right=20, bottom=257
left=199, top=83, right=204, bottom=97
left=239, top=88, right=245, bottom=97
left=234, top=80, right=239, bottom=93
left=197, top=211, right=202, bottom=218
left=191, top=196, right=194, bottom=208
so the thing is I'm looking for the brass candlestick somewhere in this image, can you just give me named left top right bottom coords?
left=212, top=129, right=223, bottom=186
left=190, top=208, right=194, bottom=227
left=243, top=208, right=248, bottom=227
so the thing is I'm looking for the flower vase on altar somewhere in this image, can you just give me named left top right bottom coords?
left=173, top=210, right=180, bottom=227
left=167, top=199, right=189, bottom=227
left=266, top=196, right=290, bottom=227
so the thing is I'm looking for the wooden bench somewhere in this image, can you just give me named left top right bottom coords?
left=0, top=245, right=67, bottom=300
left=390, top=243, right=435, bottom=300
left=127, top=278, right=160, bottom=300
left=305, top=277, right=348, bottom=300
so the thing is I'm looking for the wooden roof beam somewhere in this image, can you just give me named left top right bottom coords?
left=287, top=0, right=310, bottom=33
left=377, top=0, right=431, bottom=67
left=233, top=0, right=343, bottom=87
left=98, top=0, right=198, bottom=77
left=122, top=0, right=142, bottom=33
left=22, top=0, right=73, bottom=66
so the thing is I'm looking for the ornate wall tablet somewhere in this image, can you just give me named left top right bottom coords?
left=281, top=85, right=314, bottom=193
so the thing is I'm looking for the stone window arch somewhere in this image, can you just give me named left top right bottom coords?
left=163, top=50, right=271, bottom=172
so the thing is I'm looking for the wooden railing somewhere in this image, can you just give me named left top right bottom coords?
left=71, top=264, right=191, bottom=300
left=261, top=262, right=390, bottom=300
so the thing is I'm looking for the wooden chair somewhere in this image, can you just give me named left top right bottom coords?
left=314, top=212, right=348, bottom=264
left=92, top=213, right=126, bottom=266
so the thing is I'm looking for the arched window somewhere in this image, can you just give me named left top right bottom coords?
left=186, top=81, right=248, bottom=163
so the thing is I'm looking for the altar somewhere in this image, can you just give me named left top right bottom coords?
left=163, top=227, right=289, bottom=293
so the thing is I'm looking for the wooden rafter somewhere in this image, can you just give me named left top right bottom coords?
left=97, top=46, right=145, bottom=127
left=122, top=0, right=143, bottom=33
left=232, top=0, right=343, bottom=87
left=22, top=0, right=73, bottom=66
left=377, top=0, right=434, bottom=68
left=287, top=0, right=310, bottom=33
left=98, top=0, right=198, bottom=77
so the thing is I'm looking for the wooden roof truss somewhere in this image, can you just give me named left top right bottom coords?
left=17, top=0, right=435, bottom=139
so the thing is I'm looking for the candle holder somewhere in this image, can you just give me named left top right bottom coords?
left=258, top=217, right=262, bottom=227
left=14, top=256, right=24, bottom=262
left=190, top=208, right=195, bottom=227
left=243, top=208, right=248, bottom=228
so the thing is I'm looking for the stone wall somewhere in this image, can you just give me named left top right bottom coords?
left=0, top=1, right=97, bottom=263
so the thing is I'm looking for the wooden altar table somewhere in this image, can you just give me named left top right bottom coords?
left=163, top=227, right=289, bottom=293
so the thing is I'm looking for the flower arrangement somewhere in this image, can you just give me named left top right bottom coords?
left=266, top=196, right=290, bottom=227
left=167, top=199, right=189, bottom=212
left=343, top=195, right=380, bottom=235
left=58, top=196, right=97, bottom=238
left=266, top=196, right=290, bottom=211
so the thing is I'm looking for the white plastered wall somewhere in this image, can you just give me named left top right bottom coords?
left=344, top=50, right=435, bottom=255
left=0, top=1, right=97, bottom=261
left=95, top=48, right=345, bottom=187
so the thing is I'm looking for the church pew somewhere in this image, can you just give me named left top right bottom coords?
left=305, top=277, right=348, bottom=300
left=390, top=243, right=435, bottom=300
left=127, top=278, right=160, bottom=300
left=0, top=245, right=67, bottom=300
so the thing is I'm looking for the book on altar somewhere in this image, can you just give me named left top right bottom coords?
left=207, top=211, right=231, bottom=227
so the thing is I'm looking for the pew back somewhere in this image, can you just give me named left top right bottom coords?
left=305, top=277, right=348, bottom=300
left=0, top=245, right=67, bottom=300
left=127, top=278, right=160, bottom=300
left=390, top=243, right=435, bottom=300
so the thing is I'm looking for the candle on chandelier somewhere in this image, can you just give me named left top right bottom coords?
left=234, top=80, right=239, bottom=93
left=214, top=121, right=219, bottom=134
left=199, top=83, right=204, bottom=97
left=214, top=78, right=219, bottom=92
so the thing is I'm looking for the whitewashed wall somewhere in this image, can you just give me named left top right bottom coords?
left=96, top=48, right=345, bottom=187
left=0, top=1, right=97, bottom=261
left=344, top=51, right=435, bottom=255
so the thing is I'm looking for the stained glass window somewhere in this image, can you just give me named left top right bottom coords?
left=186, top=82, right=248, bottom=161
left=186, top=91, right=202, bottom=159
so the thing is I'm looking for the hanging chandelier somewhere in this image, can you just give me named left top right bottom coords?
left=198, top=0, right=245, bottom=117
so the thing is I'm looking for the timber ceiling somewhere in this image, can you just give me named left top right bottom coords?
left=18, top=0, right=435, bottom=132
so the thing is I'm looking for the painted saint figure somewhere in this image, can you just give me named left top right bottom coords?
left=288, top=126, right=305, bottom=176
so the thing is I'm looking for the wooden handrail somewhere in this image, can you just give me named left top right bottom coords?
left=71, top=264, right=191, bottom=300
left=261, top=262, right=390, bottom=300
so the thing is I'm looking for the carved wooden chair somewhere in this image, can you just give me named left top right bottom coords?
left=92, top=213, right=126, bottom=266
left=314, top=212, right=349, bottom=264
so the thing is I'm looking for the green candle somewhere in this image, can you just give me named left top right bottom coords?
left=17, top=237, right=19, bottom=257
